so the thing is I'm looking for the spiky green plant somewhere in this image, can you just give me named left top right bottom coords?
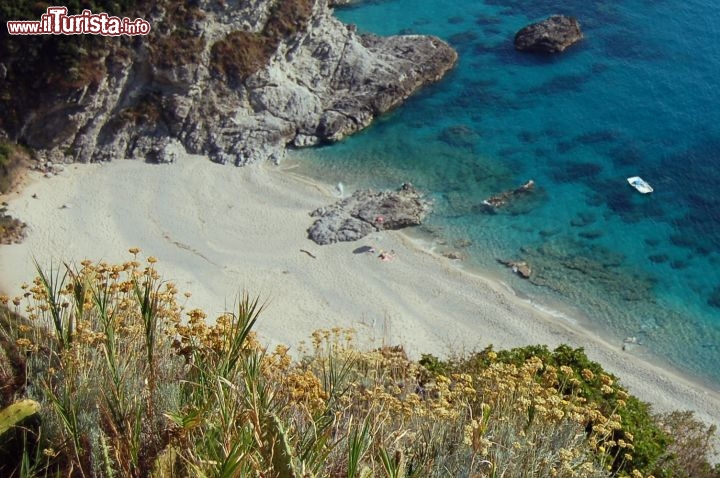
left=347, top=416, right=372, bottom=478
left=0, top=399, right=40, bottom=437
left=1, top=256, right=716, bottom=478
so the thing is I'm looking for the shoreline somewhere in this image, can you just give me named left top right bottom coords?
left=400, top=227, right=720, bottom=410
left=404, top=227, right=720, bottom=396
left=1, top=154, right=720, bottom=434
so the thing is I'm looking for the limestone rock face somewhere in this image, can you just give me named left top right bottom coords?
left=514, top=15, right=583, bottom=53
left=7, top=0, right=457, bottom=166
left=308, top=183, right=431, bottom=245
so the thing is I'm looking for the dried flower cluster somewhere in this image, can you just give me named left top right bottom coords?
left=0, top=254, right=711, bottom=477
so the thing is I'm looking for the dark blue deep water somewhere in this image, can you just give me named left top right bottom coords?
left=291, top=0, right=720, bottom=386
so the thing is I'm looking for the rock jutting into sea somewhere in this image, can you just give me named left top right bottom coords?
left=480, top=179, right=536, bottom=211
left=514, top=15, right=583, bottom=53
left=308, top=183, right=431, bottom=245
left=1, top=0, right=457, bottom=166
left=498, top=259, right=532, bottom=279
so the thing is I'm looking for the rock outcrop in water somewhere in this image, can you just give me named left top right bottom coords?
left=480, top=180, right=536, bottom=211
left=514, top=15, right=583, bottom=53
left=515, top=238, right=655, bottom=303
left=498, top=259, right=532, bottom=279
left=0, top=0, right=457, bottom=165
left=308, top=183, right=431, bottom=244
left=709, top=287, right=720, bottom=309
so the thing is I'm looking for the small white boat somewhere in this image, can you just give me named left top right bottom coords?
left=627, top=176, right=653, bottom=194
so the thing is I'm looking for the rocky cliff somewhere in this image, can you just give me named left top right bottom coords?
left=1, top=0, right=457, bottom=165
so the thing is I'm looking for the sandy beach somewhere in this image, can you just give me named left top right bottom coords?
left=2, top=154, right=720, bottom=432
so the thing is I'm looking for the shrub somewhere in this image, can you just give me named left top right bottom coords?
left=263, top=0, right=314, bottom=40
left=149, top=3, right=206, bottom=69
left=211, top=31, right=272, bottom=84
left=653, top=410, right=720, bottom=478
left=0, top=1, right=145, bottom=134
left=0, top=143, right=10, bottom=166
left=210, top=0, right=314, bottom=84
left=150, top=31, right=206, bottom=69
left=422, top=344, right=720, bottom=478
left=118, top=92, right=163, bottom=125
left=0, top=255, right=715, bottom=477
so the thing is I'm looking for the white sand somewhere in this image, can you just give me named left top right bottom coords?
left=2, top=154, right=720, bottom=434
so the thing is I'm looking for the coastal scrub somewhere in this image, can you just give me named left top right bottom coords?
left=0, top=254, right=717, bottom=476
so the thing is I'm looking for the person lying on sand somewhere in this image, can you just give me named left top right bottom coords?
left=379, top=250, right=395, bottom=262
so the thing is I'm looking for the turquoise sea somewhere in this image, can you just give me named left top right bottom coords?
left=291, top=0, right=720, bottom=386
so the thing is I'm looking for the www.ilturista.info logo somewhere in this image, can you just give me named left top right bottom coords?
left=7, top=6, right=151, bottom=36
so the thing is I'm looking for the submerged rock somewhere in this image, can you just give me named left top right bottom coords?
left=520, top=238, right=654, bottom=303
left=438, top=125, right=480, bottom=149
left=443, top=251, right=464, bottom=260
left=453, top=238, right=473, bottom=248
left=498, top=259, right=532, bottom=279
left=481, top=180, right=536, bottom=210
left=308, top=183, right=431, bottom=245
left=514, top=15, right=583, bottom=53
left=709, top=287, right=720, bottom=309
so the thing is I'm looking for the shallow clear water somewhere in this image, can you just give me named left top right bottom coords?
left=291, top=0, right=720, bottom=385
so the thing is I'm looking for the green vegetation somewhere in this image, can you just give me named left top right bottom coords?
left=0, top=1, right=205, bottom=137
left=0, top=140, right=33, bottom=198
left=0, top=143, right=11, bottom=165
left=0, top=400, right=40, bottom=437
left=0, top=254, right=718, bottom=477
left=424, top=344, right=674, bottom=474
left=0, top=1, right=149, bottom=135
left=0, top=142, right=17, bottom=194
left=1, top=0, right=314, bottom=145
left=0, top=141, right=27, bottom=243
left=422, top=345, right=720, bottom=478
